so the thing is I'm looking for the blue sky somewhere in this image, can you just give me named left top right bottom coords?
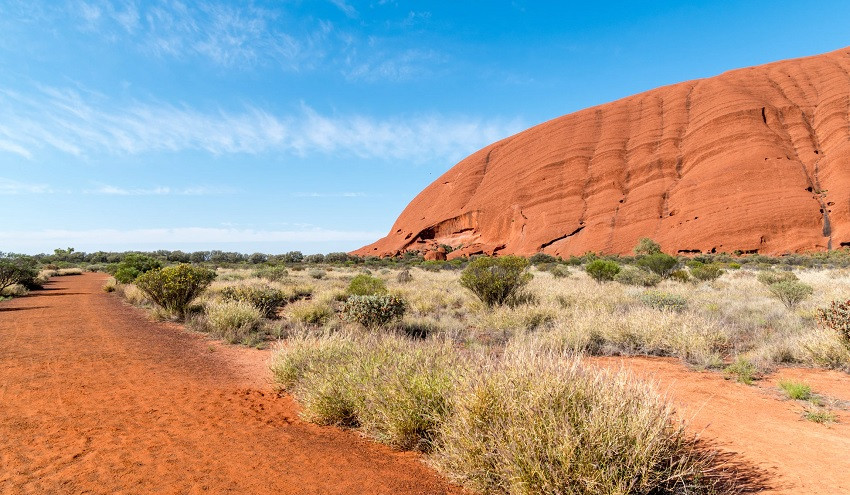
left=2, top=0, right=849, bottom=254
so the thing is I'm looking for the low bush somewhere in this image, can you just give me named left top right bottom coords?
left=253, top=266, right=289, bottom=282
left=614, top=266, right=661, bottom=287
left=640, top=291, right=687, bottom=312
left=205, top=300, right=264, bottom=343
left=690, top=263, right=725, bottom=282
left=113, top=253, right=162, bottom=283
left=585, top=259, right=620, bottom=282
left=0, top=258, right=38, bottom=293
left=768, top=280, right=813, bottom=308
left=308, top=269, right=326, bottom=279
left=134, top=264, right=216, bottom=318
left=343, top=294, right=407, bottom=328
left=346, top=274, right=387, bottom=296
left=396, top=268, right=413, bottom=283
left=528, top=252, right=557, bottom=265
left=634, top=237, right=662, bottom=255
left=757, top=270, right=798, bottom=285
left=669, top=269, right=691, bottom=283
left=549, top=264, right=570, bottom=279
left=459, top=256, right=532, bottom=307
left=816, top=299, right=850, bottom=349
left=636, top=253, right=678, bottom=277
left=220, top=284, right=287, bottom=318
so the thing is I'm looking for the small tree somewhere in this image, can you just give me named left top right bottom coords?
left=585, top=259, right=620, bottom=282
left=134, top=264, right=216, bottom=318
left=636, top=253, right=678, bottom=278
left=768, top=280, right=813, bottom=309
left=459, top=255, right=532, bottom=307
left=634, top=238, right=662, bottom=256
left=0, top=258, right=38, bottom=293
left=114, top=253, right=162, bottom=283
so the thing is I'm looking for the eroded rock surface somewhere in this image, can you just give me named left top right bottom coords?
left=355, top=48, right=850, bottom=257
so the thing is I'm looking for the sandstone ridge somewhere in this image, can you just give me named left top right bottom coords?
left=355, top=48, right=850, bottom=258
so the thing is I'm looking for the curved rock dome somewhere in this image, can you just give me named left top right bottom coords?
left=355, top=47, right=850, bottom=258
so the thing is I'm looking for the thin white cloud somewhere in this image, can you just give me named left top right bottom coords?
left=0, top=177, right=52, bottom=194
left=86, top=184, right=236, bottom=195
left=0, top=85, right=524, bottom=164
left=0, top=227, right=383, bottom=245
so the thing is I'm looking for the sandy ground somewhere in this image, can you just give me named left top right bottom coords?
left=0, top=273, right=461, bottom=495
left=591, top=356, right=850, bottom=494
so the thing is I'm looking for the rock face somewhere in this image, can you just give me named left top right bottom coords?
left=355, top=48, right=850, bottom=258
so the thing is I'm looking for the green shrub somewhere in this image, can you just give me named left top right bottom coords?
left=585, top=259, right=620, bottom=282
left=728, top=262, right=741, bottom=270
left=528, top=252, right=557, bottom=265
left=0, top=258, right=38, bottom=293
left=614, top=266, right=661, bottom=287
left=816, top=299, right=850, bottom=349
left=396, top=268, right=413, bottom=283
left=343, top=294, right=407, bottom=328
left=724, top=357, right=758, bottom=385
left=253, top=266, right=289, bottom=282
left=757, top=270, right=798, bottom=285
left=220, top=284, right=287, bottom=318
left=549, top=265, right=570, bottom=279
left=636, top=253, right=678, bottom=277
left=768, top=280, right=813, bottom=308
left=690, top=263, right=725, bottom=282
left=778, top=380, right=812, bottom=401
left=640, top=290, right=687, bottom=312
left=459, top=255, right=532, bottom=306
left=134, top=264, right=216, bottom=318
left=634, top=237, right=662, bottom=255
left=346, top=274, right=387, bottom=296
left=114, top=253, right=162, bottom=282
left=669, top=269, right=691, bottom=283
left=308, top=269, right=326, bottom=279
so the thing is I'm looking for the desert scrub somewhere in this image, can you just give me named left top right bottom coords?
left=220, top=284, right=287, bottom=318
left=757, top=270, right=798, bottom=285
left=585, top=259, right=620, bottom=282
left=205, top=299, right=264, bottom=343
left=689, top=263, right=725, bottom=282
left=288, top=300, right=333, bottom=326
left=549, top=264, right=570, bottom=279
left=346, top=274, right=387, bottom=296
left=724, top=357, right=758, bottom=385
left=640, top=291, right=688, bottom=312
left=308, top=269, right=326, bottom=279
left=778, top=380, right=812, bottom=401
left=113, top=253, right=162, bottom=283
left=636, top=253, right=678, bottom=277
left=0, top=258, right=38, bottom=294
left=134, top=264, right=216, bottom=318
left=434, top=348, right=726, bottom=495
left=816, top=299, right=850, bottom=349
left=460, top=255, right=532, bottom=307
left=396, top=268, right=413, bottom=283
left=767, top=280, right=813, bottom=308
left=271, top=333, right=459, bottom=450
left=343, top=294, right=407, bottom=328
left=253, top=265, right=289, bottom=282
left=614, top=266, right=661, bottom=287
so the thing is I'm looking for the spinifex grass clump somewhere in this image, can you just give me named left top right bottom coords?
left=460, top=255, right=532, bottom=306
left=205, top=299, right=264, bottom=343
left=134, top=264, right=216, bottom=318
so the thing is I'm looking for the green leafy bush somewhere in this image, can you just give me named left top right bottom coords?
left=346, top=274, right=387, bottom=296
left=528, top=252, right=557, bottom=265
left=459, top=255, right=532, bottom=306
left=614, top=266, right=661, bottom=287
left=768, top=280, right=813, bottom=308
left=585, top=259, right=620, bottom=282
left=634, top=237, right=662, bottom=255
left=669, top=269, right=691, bottom=283
left=114, top=253, right=162, bottom=282
left=757, top=270, right=798, bottom=285
left=690, top=263, right=725, bottom=282
left=343, top=294, right=407, bottom=328
left=0, top=258, right=38, bottom=293
left=816, top=299, right=850, bottom=349
left=134, top=264, right=216, bottom=318
left=220, top=284, right=287, bottom=318
left=549, top=265, right=570, bottom=279
left=636, top=253, right=678, bottom=277
left=640, top=290, right=687, bottom=312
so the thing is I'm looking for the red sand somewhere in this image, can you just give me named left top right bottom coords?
left=0, top=273, right=462, bottom=494
left=355, top=47, right=850, bottom=259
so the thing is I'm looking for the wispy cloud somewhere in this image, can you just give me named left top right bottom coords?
left=0, top=227, right=383, bottom=245
left=0, top=177, right=52, bottom=194
left=86, top=184, right=236, bottom=195
left=0, top=85, right=524, bottom=164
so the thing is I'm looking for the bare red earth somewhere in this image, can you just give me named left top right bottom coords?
left=592, top=356, right=850, bottom=495
left=0, top=274, right=461, bottom=495
left=355, top=47, right=850, bottom=258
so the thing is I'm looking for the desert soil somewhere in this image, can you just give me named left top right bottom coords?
left=592, top=356, right=850, bottom=494
left=0, top=273, right=461, bottom=495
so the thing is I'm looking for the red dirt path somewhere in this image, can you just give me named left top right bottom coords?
left=0, top=273, right=461, bottom=495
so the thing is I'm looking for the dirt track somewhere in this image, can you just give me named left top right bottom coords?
left=0, top=273, right=461, bottom=494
